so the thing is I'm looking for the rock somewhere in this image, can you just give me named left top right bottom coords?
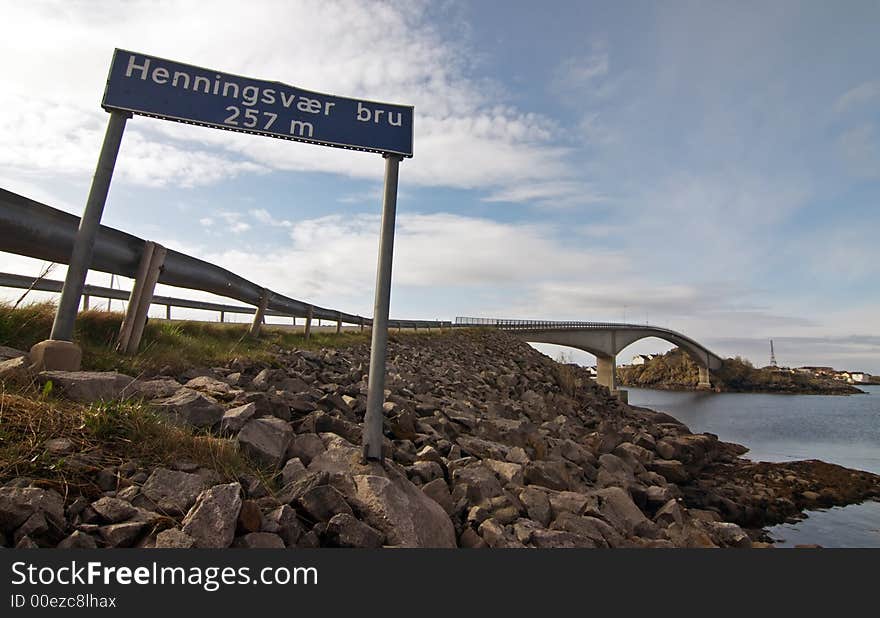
left=233, top=532, right=285, bottom=548
left=37, top=370, right=136, bottom=402
left=354, top=472, right=457, bottom=547
left=484, top=459, right=524, bottom=486
left=452, top=463, right=505, bottom=505
left=421, top=478, right=454, bottom=515
left=312, top=412, right=361, bottom=445
left=155, top=528, right=197, bottom=548
left=153, top=388, right=224, bottom=428
left=548, top=491, right=591, bottom=517
left=14, top=512, right=48, bottom=545
left=0, top=345, right=27, bottom=360
left=0, top=486, right=65, bottom=533
left=182, top=483, right=243, bottom=548
left=98, top=521, right=147, bottom=547
left=650, top=459, right=690, bottom=484
left=141, top=468, right=208, bottom=515
left=523, top=461, right=571, bottom=491
left=654, top=499, right=686, bottom=527
left=15, top=535, right=39, bottom=548
left=287, top=433, right=327, bottom=465
left=185, top=376, right=231, bottom=396
left=44, top=437, right=75, bottom=455
left=251, top=368, right=274, bottom=391
left=298, top=485, right=353, bottom=522
left=281, top=458, right=308, bottom=485
left=666, top=522, right=717, bottom=548
left=477, top=518, right=522, bottom=548
left=0, top=355, right=31, bottom=385
left=237, top=417, right=293, bottom=468
left=529, top=529, right=587, bottom=548
left=91, top=497, right=137, bottom=523
left=220, top=402, right=257, bottom=433
left=415, top=445, right=444, bottom=465
left=595, top=487, right=651, bottom=536
left=550, top=513, right=617, bottom=548
left=519, top=487, right=552, bottom=527
left=237, top=500, right=263, bottom=533
left=262, top=505, right=304, bottom=546
left=645, top=485, right=673, bottom=509
left=57, top=531, right=98, bottom=549
left=459, top=527, right=487, bottom=548
left=128, top=378, right=183, bottom=400
left=408, top=460, right=444, bottom=484
left=707, top=521, right=752, bottom=548
left=325, top=513, right=385, bottom=548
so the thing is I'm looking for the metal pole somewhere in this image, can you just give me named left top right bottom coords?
left=50, top=110, right=129, bottom=341
left=363, top=154, right=402, bottom=461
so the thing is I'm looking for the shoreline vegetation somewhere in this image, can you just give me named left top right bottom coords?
left=617, top=349, right=866, bottom=395
left=1, top=301, right=878, bottom=548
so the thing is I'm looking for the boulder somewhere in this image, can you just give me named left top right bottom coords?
left=233, top=532, right=285, bottom=548
left=237, top=500, right=263, bottom=533
left=182, top=483, right=243, bottom=548
left=0, top=356, right=31, bottom=385
left=281, top=458, right=308, bottom=485
left=0, top=345, right=27, bottom=360
left=650, top=459, right=690, bottom=484
left=220, top=402, right=256, bottom=434
left=141, top=468, right=209, bottom=515
left=0, top=486, right=65, bottom=533
left=325, top=513, right=385, bottom=548
left=523, top=461, right=571, bottom=491
left=91, top=497, right=137, bottom=524
left=155, top=528, right=197, bottom=548
left=594, top=486, right=651, bottom=536
left=185, top=376, right=231, bottom=396
left=484, top=459, right=524, bottom=486
left=286, top=433, right=327, bottom=465
left=421, top=478, right=454, bottom=515
left=237, top=417, right=293, bottom=468
left=298, top=485, right=353, bottom=522
left=37, top=371, right=136, bottom=402
left=654, top=499, right=686, bottom=527
left=57, top=531, right=98, bottom=549
left=452, top=463, right=505, bottom=506
left=262, top=505, right=304, bottom=547
left=98, top=521, right=147, bottom=547
left=128, top=378, right=183, bottom=400
left=153, top=388, right=224, bottom=428
left=519, top=487, right=552, bottom=527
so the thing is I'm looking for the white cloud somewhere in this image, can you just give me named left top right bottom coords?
left=834, top=81, right=880, bottom=113
left=837, top=124, right=880, bottom=178
left=0, top=0, right=584, bottom=201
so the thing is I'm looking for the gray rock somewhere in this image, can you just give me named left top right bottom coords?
left=98, top=521, right=147, bottom=547
left=91, top=497, right=137, bottom=523
left=281, top=458, right=308, bottom=485
left=519, top=487, right=552, bottom=527
left=185, top=375, right=231, bottom=396
left=707, top=521, right=752, bottom=548
left=14, top=512, right=48, bottom=545
left=0, top=486, right=65, bottom=533
left=57, top=531, right=98, bottom=549
left=262, top=505, right=304, bottom=547
left=484, top=459, right=524, bottom=486
left=127, top=378, right=182, bottom=400
left=650, top=459, right=690, bottom=484
left=0, top=355, right=31, bottom=384
left=654, top=499, right=686, bottom=527
left=155, top=528, right=196, bottom=548
left=595, top=487, right=651, bottom=536
left=0, top=345, right=27, bottom=360
left=421, top=478, right=454, bottom=515
left=182, top=483, right=243, bottom=548
left=237, top=417, right=293, bottom=467
left=233, top=532, right=285, bottom=548
left=141, top=468, right=208, bottom=515
left=220, top=402, right=256, bottom=434
left=523, top=461, right=571, bottom=491
left=286, top=433, right=326, bottom=465
left=298, top=485, right=353, bottom=522
left=37, top=370, right=136, bottom=402
left=44, top=437, right=75, bottom=455
left=325, top=513, right=385, bottom=548
left=153, top=388, right=224, bottom=428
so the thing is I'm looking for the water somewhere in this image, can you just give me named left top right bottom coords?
left=626, top=385, right=880, bottom=547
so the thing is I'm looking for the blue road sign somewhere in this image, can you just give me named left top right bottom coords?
left=102, top=49, right=414, bottom=157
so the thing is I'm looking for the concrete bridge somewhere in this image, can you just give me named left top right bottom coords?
left=456, top=317, right=724, bottom=394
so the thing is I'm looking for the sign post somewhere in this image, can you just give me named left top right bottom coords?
left=363, top=154, right=402, bottom=460
left=32, top=49, right=414, bottom=461
left=31, top=110, right=130, bottom=371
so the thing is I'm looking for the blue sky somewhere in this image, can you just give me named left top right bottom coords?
left=1, top=0, right=878, bottom=372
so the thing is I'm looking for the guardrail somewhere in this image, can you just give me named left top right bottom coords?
left=456, top=316, right=657, bottom=330
left=0, top=188, right=452, bottom=335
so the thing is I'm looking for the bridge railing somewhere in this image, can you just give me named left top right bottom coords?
left=0, top=188, right=452, bottom=331
left=455, top=316, right=659, bottom=330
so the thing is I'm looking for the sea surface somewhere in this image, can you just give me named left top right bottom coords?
left=625, top=385, right=880, bottom=547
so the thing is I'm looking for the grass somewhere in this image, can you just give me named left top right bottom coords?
left=0, top=382, right=269, bottom=496
left=0, top=300, right=373, bottom=376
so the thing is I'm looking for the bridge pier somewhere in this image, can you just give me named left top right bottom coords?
left=596, top=354, right=617, bottom=393
left=698, top=365, right=712, bottom=389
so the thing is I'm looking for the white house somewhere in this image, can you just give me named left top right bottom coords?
left=631, top=354, right=654, bottom=366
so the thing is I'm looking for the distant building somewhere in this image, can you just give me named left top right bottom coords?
left=848, top=372, right=868, bottom=383
left=630, top=354, right=655, bottom=366
left=586, top=366, right=598, bottom=378
left=797, top=366, right=835, bottom=376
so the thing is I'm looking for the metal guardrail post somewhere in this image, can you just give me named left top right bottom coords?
left=82, top=295, right=90, bottom=311
left=336, top=311, right=342, bottom=334
left=166, top=304, right=171, bottom=320
left=249, top=288, right=269, bottom=337
left=117, top=241, right=166, bottom=355
left=304, top=305, right=313, bottom=340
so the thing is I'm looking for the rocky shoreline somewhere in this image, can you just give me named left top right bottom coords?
left=1, top=329, right=878, bottom=549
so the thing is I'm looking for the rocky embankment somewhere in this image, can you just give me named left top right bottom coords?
left=1, top=330, right=878, bottom=549
left=618, top=349, right=865, bottom=395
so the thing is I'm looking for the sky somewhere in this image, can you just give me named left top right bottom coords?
left=1, top=0, right=879, bottom=372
